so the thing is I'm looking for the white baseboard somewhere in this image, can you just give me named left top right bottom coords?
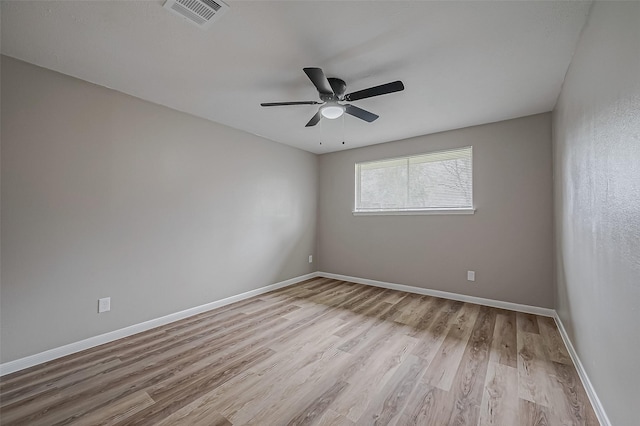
left=553, top=313, right=611, bottom=426
left=0, top=272, right=319, bottom=377
left=318, top=272, right=556, bottom=317
left=1, top=270, right=610, bottom=426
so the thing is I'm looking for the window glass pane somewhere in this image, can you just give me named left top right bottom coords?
left=408, top=155, right=472, bottom=208
left=359, top=161, right=408, bottom=209
left=355, top=147, right=472, bottom=212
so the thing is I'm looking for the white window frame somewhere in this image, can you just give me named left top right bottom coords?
left=353, top=146, right=475, bottom=216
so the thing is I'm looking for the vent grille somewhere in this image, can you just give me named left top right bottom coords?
left=163, top=0, right=229, bottom=29
left=200, top=0, right=222, bottom=12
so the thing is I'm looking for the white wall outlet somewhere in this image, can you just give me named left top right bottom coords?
left=308, top=255, right=313, bottom=263
left=98, top=297, right=111, bottom=313
left=467, top=271, right=476, bottom=282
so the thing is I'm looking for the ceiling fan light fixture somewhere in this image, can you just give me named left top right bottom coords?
left=321, top=105, right=345, bottom=119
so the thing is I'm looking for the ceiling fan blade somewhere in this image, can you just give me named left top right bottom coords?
left=261, top=101, right=321, bottom=107
left=303, top=68, right=335, bottom=95
left=345, top=104, right=379, bottom=123
left=305, top=110, right=323, bottom=127
left=344, top=81, right=404, bottom=102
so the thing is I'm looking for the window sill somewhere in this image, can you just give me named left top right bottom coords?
left=352, top=208, right=476, bottom=216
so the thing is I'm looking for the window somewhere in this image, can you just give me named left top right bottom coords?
left=354, top=146, right=473, bottom=215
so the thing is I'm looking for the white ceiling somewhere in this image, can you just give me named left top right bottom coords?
left=1, top=1, right=592, bottom=154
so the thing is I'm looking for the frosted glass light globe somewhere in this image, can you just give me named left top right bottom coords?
left=321, top=105, right=344, bottom=119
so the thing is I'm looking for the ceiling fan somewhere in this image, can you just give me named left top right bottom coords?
left=260, top=68, right=404, bottom=127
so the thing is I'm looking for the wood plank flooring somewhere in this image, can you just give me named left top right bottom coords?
left=0, top=278, right=599, bottom=425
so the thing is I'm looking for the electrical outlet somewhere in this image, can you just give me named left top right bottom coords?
left=308, top=255, right=313, bottom=263
left=467, top=271, right=476, bottom=282
left=98, top=297, right=111, bottom=313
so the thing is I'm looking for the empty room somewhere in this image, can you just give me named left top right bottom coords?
left=1, top=1, right=638, bottom=425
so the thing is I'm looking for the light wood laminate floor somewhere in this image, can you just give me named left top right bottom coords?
left=0, top=278, right=598, bottom=425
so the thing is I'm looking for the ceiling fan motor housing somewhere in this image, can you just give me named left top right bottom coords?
left=327, top=78, right=347, bottom=99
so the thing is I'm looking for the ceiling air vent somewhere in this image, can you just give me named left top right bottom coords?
left=163, top=0, right=229, bottom=29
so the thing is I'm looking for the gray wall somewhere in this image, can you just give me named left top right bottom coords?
left=318, top=113, right=554, bottom=308
left=0, top=56, right=317, bottom=363
left=552, top=2, right=640, bottom=425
